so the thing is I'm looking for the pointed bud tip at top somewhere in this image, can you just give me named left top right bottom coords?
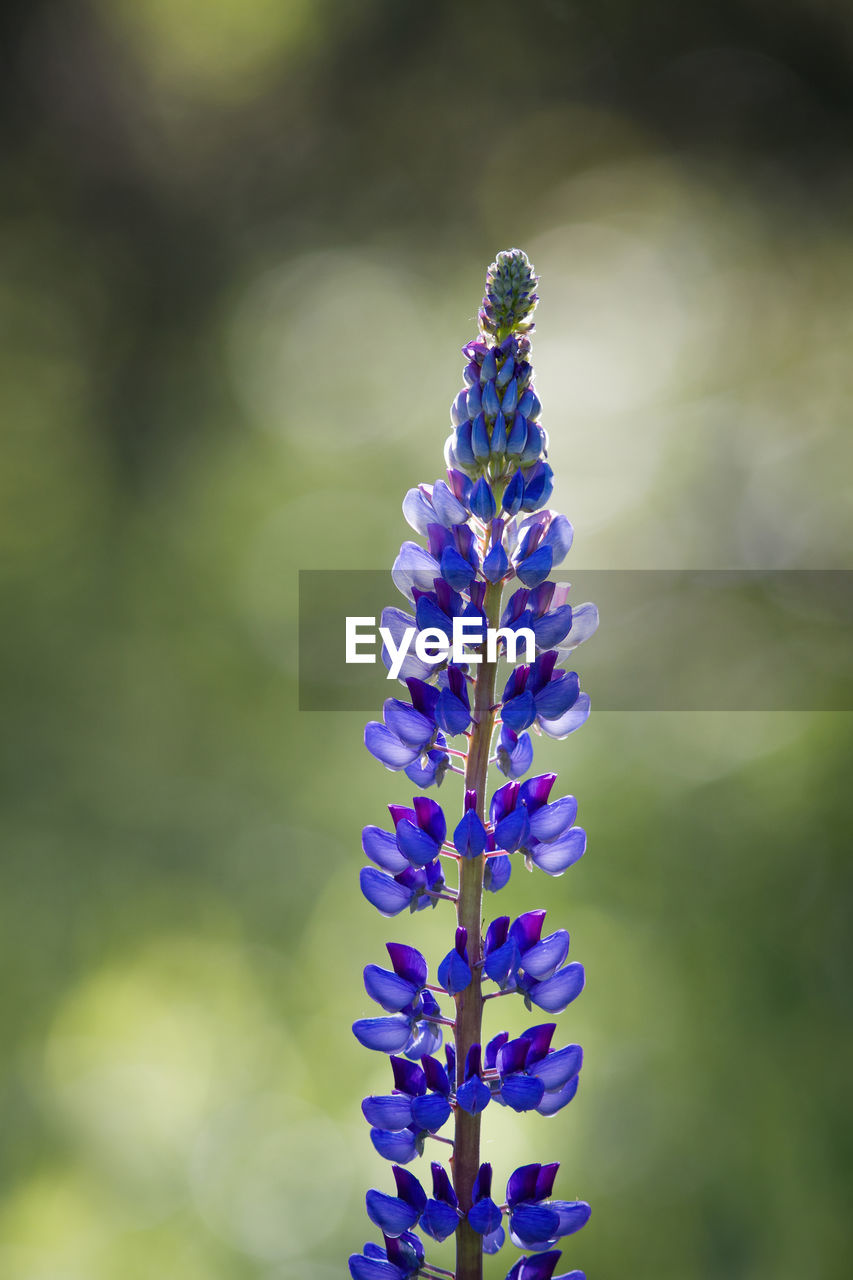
left=480, top=249, right=539, bottom=342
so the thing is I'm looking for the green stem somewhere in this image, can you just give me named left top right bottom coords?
left=453, top=578, right=503, bottom=1280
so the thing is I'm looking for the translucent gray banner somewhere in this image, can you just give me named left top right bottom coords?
left=298, top=570, right=853, bottom=711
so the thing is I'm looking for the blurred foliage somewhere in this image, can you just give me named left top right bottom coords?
left=0, top=1, right=852, bottom=1277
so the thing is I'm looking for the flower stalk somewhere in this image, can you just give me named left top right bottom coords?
left=453, top=578, right=502, bottom=1279
left=351, top=251, right=599, bottom=1280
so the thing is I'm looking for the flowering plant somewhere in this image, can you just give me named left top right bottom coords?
left=351, top=250, right=598, bottom=1280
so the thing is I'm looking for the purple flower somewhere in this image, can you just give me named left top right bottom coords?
left=484, top=850, right=513, bottom=892
left=402, top=476, right=469, bottom=536
left=353, top=945, right=445, bottom=1059
left=483, top=911, right=585, bottom=1013
left=445, top=255, right=549, bottom=486
left=505, top=1251, right=586, bottom=1280
left=351, top=250, right=595, bottom=1280
left=454, top=789, right=488, bottom=858
left=349, top=1231, right=425, bottom=1280
left=392, top=541, right=445, bottom=600
left=456, top=1043, right=491, bottom=1115
left=364, top=679, right=451, bottom=784
left=364, top=942, right=427, bottom=1011
left=413, top=577, right=486, bottom=649
left=489, top=775, right=587, bottom=877
left=500, top=652, right=583, bottom=737
left=366, top=1166, right=428, bottom=1238
left=506, top=1164, right=591, bottom=1250
left=420, top=1162, right=460, bottom=1242
left=496, top=724, right=535, bottom=779
left=483, top=521, right=511, bottom=583
left=467, top=1162, right=505, bottom=1249
left=470, top=476, right=497, bottom=521
left=519, top=461, right=554, bottom=512
left=379, top=607, right=434, bottom=683
left=387, top=797, right=447, bottom=867
left=437, top=926, right=472, bottom=995
left=359, top=860, right=446, bottom=918
left=425, top=523, right=479, bottom=592
left=435, top=664, right=472, bottom=737
left=511, top=511, right=574, bottom=589
left=486, top=1025, right=583, bottom=1116
left=501, top=582, right=573, bottom=652
left=555, top=600, right=599, bottom=654
left=364, top=1053, right=453, bottom=1163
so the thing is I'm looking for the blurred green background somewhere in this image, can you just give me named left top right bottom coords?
left=1, top=1, right=852, bottom=1277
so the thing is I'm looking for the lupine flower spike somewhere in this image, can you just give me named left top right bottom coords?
left=353, top=250, right=599, bottom=1280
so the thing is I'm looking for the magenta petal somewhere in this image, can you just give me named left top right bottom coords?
left=386, top=942, right=429, bottom=988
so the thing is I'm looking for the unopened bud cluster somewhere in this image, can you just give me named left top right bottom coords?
left=446, top=252, right=551, bottom=516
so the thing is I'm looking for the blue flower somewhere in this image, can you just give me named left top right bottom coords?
left=483, top=911, right=585, bottom=1013
left=510, top=510, right=573, bottom=589
left=483, top=911, right=563, bottom=988
left=364, top=1054, right=453, bottom=1163
left=387, top=797, right=446, bottom=867
left=500, top=652, right=584, bottom=738
left=519, top=460, right=554, bottom=511
left=496, top=724, right=535, bottom=780
left=425, top=522, right=479, bottom=592
left=364, top=679, right=451, bottom=784
left=402, top=743, right=452, bottom=787
left=483, top=520, right=511, bottom=583
left=456, top=1043, right=491, bottom=1115
left=467, top=1161, right=505, bottom=1251
left=454, top=789, right=488, bottom=858
left=486, top=1034, right=545, bottom=1112
left=420, top=1162, right=460, bottom=1242
left=516, top=385, right=542, bottom=423
left=506, top=1164, right=591, bottom=1250
left=414, top=577, right=486, bottom=650
left=348, top=1231, right=425, bottom=1280
left=489, top=775, right=587, bottom=876
left=366, top=1166, right=427, bottom=1238
left=402, top=476, right=469, bottom=536
left=379, top=607, right=434, bottom=683
left=501, top=581, right=573, bottom=652
left=500, top=470, right=521, bottom=517
left=484, top=850, right=513, bottom=892
left=362, top=800, right=450, bottom=877
left=392, top=540, right=446, bottom=599
left=470, top=476, right=497, bottom=522
left=504, top=1250, right=586, bottom=1280
left=446, top=313, right=547, bottom=482
left=485, top=1025, right=583, bottom=1117
left=353, top=945, right=445, bottom=1059
left=435, top=664, right=472, bottom=736
left=359, top=860, right=446, bottom=918
left=437, top=926, right=472, bottom=996
left=392, top=522, right=481, bottom=600
left=353, top=251, right=594, bottom=1278
left=363, top=942, right=427, bottom=1012
left=554, top=600, right=599, bottom=654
